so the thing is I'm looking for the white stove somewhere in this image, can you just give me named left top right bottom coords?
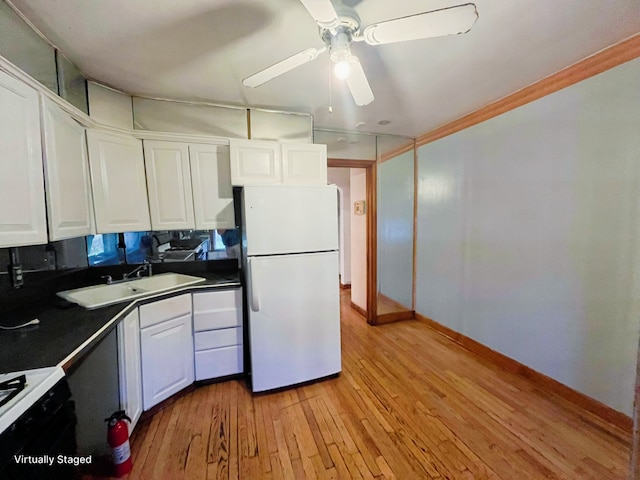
left=0, top=366, right=65, bottom=434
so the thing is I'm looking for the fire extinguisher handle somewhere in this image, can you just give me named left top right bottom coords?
left=105, top=410, right=132, bottom=423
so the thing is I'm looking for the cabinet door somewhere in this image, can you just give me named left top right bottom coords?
left=229, top=139, right=281, bottom=185
left=117, top=309, right=143, bottom=433
left=143, top=140, right=195, bottom=230
left=281, top=143, right=327, bottom=185
left=86, top=130, right=151, bottom=233
left=42, top=98, right=94, bottom=240
left=190, top=144, right=234, bottom=230
left=140, top=313, right=194, bottom=410
left=0, top=70, right=47, bottom=247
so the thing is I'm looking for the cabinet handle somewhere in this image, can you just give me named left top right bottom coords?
left=248, top=258, right=260, bottom=312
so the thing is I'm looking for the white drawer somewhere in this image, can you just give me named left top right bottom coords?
left=139, top=293, right=192, bottom=329
left=194, top=327, right=242, bottom=351
left=193, top=289, right=241, bottom=312
left=195, top=345, right=243, bottom=381
left=193, top=289, right=242, bottom=331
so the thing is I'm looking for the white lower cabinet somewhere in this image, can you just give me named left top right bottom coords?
left=117, top=309, right=143, bottom=433
left=139, top=294, right=194, bottom=410
left=193, top=288, right=243, bottom=381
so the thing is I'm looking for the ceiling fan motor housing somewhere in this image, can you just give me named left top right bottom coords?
left=321, top=5, right=361, bottom=46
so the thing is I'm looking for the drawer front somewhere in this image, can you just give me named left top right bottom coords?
left=139, top=293, right=192, bottom=329
left=195, top=345, right=243, bottom=381
left=195, top=327, right=242, bottom=351
left=193, top=289, right=242, bottom=331
left=193, top=289, right=241, bottom=312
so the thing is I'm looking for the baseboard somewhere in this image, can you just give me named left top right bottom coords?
left=376, top=310, right=415, bottom=325
left=340, top=283, right=351, bottom=290
left=350, top=301, right=367, bottom=318
left=415, top=313, right=633, bottom=432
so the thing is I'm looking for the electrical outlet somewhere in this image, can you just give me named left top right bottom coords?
left=10, top=264, right=24, bottom=288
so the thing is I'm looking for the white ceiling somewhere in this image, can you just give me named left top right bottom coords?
left=9, top=0, right=640, bottom=137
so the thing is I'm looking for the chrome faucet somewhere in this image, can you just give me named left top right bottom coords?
left=123, top=260, right=153, bottom=281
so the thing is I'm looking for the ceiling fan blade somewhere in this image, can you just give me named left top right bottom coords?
left=299, top=0, right=340, bottom=29
left=242, top=47, right=326, bottom=88
left=345, top=57, right=374, bottom=106
left=363, top=3, right=478, bottom=46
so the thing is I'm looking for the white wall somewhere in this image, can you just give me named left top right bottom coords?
left=416, top=58, right=640, bottom=415
left=328, top=167, right=351, bottom=284
left=378, top=151, right=413, bottom=309
left=350, top=168, right=367, bottom=310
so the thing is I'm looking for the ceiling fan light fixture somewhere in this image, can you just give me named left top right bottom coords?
left=334, top=59, right=351, bottom=79
left=329, top=30, right=353, bottom=79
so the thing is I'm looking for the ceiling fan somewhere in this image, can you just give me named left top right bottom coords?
left=242, top=0, right=479, bottom=106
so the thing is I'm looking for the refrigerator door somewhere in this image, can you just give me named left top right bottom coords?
left=247, top=251, right=341, bottom=392
left=243, top=185, right=338, bottom=256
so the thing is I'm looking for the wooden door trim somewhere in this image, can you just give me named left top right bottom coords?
left=328, top=158, right=377, bottom=324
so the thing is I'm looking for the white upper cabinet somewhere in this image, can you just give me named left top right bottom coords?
left=86, top=130, right=151, bottom=233
left=281, top=143, right=327, bottom=185
left=41, top=97, right=94, bottom=240
left=190, top=144, right=234, bottom=230
left=229, top=139, right=281, bottom=185
left=143, top=140, right=195, bottom=230
left=230, top=139, right=326, bottom=186
left=0, top=70, right=47, bottom=247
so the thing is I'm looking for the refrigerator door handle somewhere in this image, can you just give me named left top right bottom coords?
left=248, top=258, right=260, bottom=312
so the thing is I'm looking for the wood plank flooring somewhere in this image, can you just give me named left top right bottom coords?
left=89, top=290, right=631, bottom=479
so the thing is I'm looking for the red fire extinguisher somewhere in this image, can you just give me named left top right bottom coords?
left=105, top=410, right=133, bottom=477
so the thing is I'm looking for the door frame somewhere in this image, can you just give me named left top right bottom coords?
left=328, top=158, right=377, bottom=325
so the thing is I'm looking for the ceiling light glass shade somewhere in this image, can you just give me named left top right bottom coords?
left=363, top=3, right=478, bottom=45
left=334, top=60, right=351, bottom=79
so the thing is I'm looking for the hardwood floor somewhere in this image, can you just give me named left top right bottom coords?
left=91, top=290, right=631, bottom=479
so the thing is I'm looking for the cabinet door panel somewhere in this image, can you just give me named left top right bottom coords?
left=143, top=140, right=195, bottom=230
left=86, top=130, right=151, bottom=233
left=281, top=143, right=327, bottom=185
left=117, top=309, right=143, bottom=432
left=42, top=98, right=94, bottom=240
left=0, top=70, right=47, bottom=247
left=229, top=139, right=281, bottom=185
left=141, top=313, right=194, bottom=410
left=190, top=144, right=234, bottom=229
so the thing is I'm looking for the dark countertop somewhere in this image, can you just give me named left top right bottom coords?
left=0, top=271, right=241, bottom=374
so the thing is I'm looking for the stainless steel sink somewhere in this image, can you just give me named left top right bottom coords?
left=57, top=273, right=206, bottom=309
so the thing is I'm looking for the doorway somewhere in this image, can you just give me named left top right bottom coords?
left=328, top=159, right=377, bottom=324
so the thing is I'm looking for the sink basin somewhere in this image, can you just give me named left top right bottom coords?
left=57, top=273, right=206, bottom=309
left=131, top=273, right=204, bottom=291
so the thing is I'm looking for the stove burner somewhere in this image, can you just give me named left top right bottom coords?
left=0, top=375, right=26, bottom=409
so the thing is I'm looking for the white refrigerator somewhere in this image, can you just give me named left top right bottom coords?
left=242, top=185, right=341, bottom=392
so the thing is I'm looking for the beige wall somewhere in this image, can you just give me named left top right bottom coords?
left=350, top=168, right=367, bottom=310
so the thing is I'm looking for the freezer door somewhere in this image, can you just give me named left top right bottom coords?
left=247, top=251, right=341, bottom=392
left=243, top=185, right=338, bottom=255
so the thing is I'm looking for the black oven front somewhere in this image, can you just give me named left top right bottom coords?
left=0, top=378, right=77, bottom=480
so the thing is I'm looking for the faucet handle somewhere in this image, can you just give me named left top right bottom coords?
left=101, top=275, right=113, bottom=285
